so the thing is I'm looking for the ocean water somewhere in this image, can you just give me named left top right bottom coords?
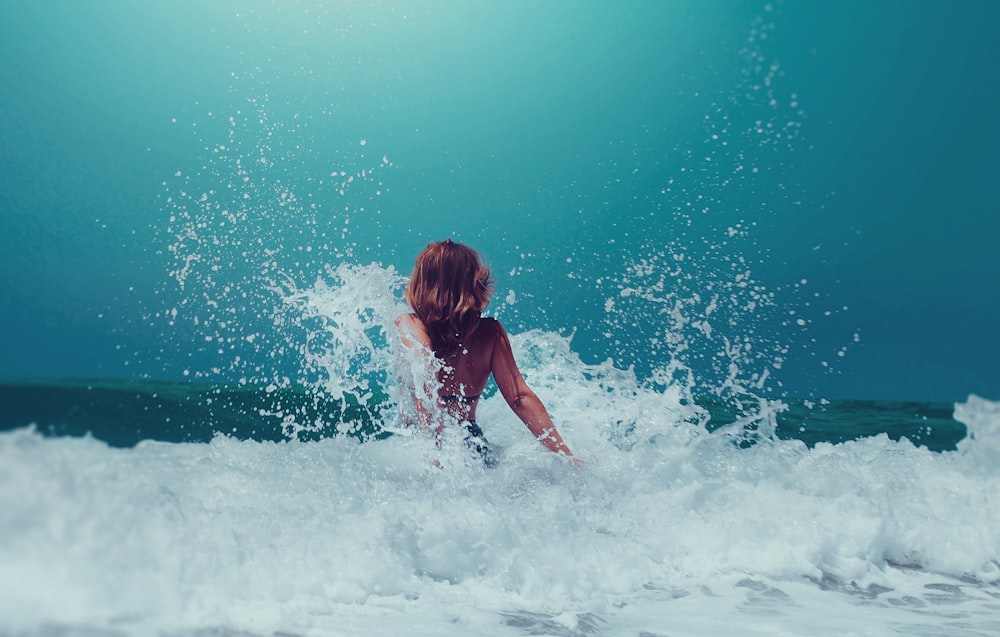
left=1, top=271, right=997, bottom=636
left=2, top=1, right=999, bottom=636
left=2, top=375, right=999, bottom=636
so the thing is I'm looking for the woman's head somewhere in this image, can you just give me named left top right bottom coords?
left=405, top=239, right=494, bottom=353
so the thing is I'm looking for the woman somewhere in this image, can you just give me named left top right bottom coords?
left=396, top=239, right=576, bottom=465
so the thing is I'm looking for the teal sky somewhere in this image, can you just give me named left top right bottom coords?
left=1, top=1, right=998, bottom=401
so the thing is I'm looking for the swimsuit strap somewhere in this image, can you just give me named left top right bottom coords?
left=439, top=393, right=481, bottom=404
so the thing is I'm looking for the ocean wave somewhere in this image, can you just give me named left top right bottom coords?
left=2, top=394, right=997, bottom=636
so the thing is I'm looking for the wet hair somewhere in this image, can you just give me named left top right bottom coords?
left=405, top=239, right=495, bottom=355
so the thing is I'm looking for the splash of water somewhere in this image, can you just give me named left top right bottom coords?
left=139, top=2, right=852, bottom=446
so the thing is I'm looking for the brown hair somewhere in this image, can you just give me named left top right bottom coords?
left=405, top=239, right=495, bottom=355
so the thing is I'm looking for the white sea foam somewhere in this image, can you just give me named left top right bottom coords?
left=2, top=372, right=999, bottom=636
left=11, top=261, right=983, bottom=636
left=53, top=187, right=999, bottom=635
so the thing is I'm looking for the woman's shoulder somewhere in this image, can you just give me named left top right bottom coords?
left=396, top=313, right=432, bottom=348
left=483, top=316, right=512, bottom=332
left=477, top=316, right=509, bottom=348
left=479, top=315, right=503, bottom=334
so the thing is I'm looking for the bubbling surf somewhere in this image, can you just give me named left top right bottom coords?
left=2, top=385, right=998, bottom=636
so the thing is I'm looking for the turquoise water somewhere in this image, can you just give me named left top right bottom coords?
left=2, top=2, right=1000, bottom=636
left=1, top=0, right=998, bottom=400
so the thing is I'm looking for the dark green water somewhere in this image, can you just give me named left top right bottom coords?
left=0, top=378, right=964, bottom=451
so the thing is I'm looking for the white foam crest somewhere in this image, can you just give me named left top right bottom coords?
left=955, top=393, right=1000, bottom=466
left=488, top=328, right=709, bottom=454
left=267, top=261, right=453, bottom=439
left=3, top=401, right=1000, bottom=636
left=272, top=262, right=407, bottom=396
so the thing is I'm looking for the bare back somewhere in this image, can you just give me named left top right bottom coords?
left=396, top=313, right=500, bottom=422
left=396, top=312, right=575, bottom=459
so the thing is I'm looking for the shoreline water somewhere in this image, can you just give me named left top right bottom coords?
left=0, top=377, right=967, bottom=451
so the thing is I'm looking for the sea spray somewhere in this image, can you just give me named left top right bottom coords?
left=267, top=261, right=410, bottom=438
left=138, top=1, right=854, bottom=413
left=148, top=66, right=395, bottom=386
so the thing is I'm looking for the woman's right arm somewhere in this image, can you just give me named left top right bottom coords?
left=490, top=320, right=575, bottom=458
